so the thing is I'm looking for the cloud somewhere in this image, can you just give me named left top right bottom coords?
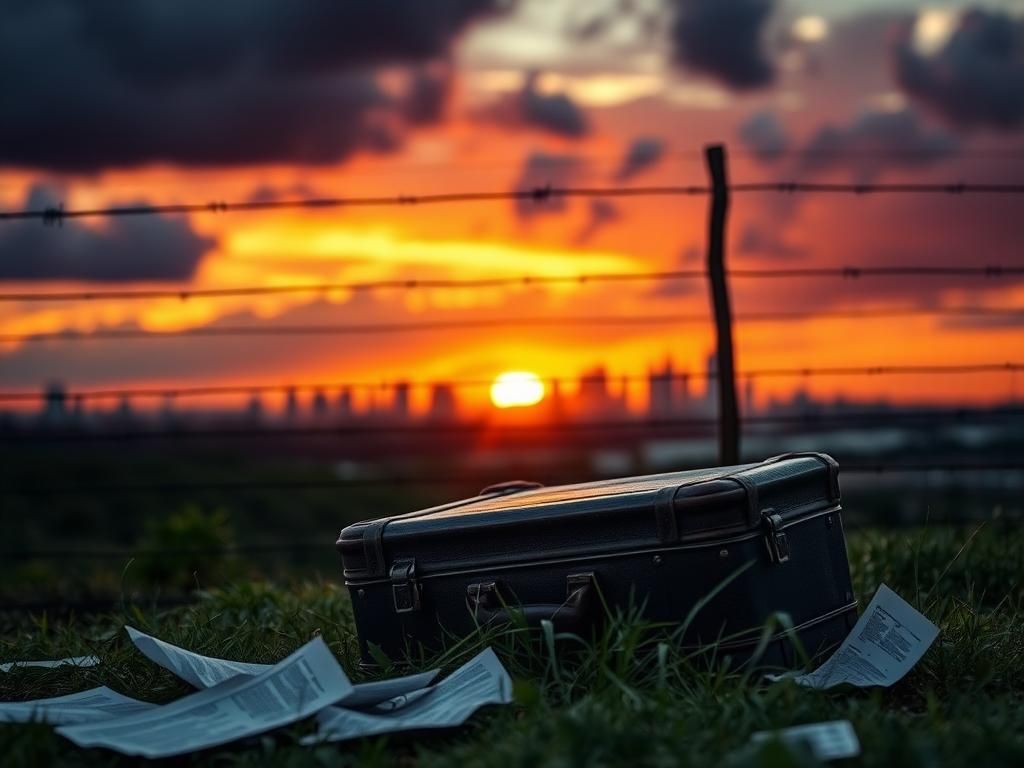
left=668, top=0, right=778, bottom=89
left=0, top=1, right=506, bottom=172
left=512, top=152, right=585, bottom=217
left=0, top=186, right=214, bottom=282
left=481, top=72, right=590, bottom=138
left=519, top=73, right=590, bottom=138
left=738, top=111, right=789, bottom=162
left=573, top=200, right=621, bottom=244
left=893, top=8, right=1024, bottom=130
left=614, top=138, right=666, bottom=181
left=798, top=108, right=959, bottom=182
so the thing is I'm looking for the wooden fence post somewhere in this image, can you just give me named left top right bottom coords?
left=705, top=144, right=740, bottom=465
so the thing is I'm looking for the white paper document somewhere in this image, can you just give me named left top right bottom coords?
left=769, top=584, right=939, bottom=689
left=304, top=647, right=513, bottom=744
left=0, top=655, right=100, bottom=673
left=126, top=626, right=270, bottom=688
left=126, top=626, right=438, bottom=706
left=58, top=637, right=353, bottom=758
left=752, top=720, right=861, bottom=761
left=0, top=687, right=156, bottom=725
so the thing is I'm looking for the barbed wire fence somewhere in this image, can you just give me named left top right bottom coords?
left=1, top=143, right=1023, bottom=586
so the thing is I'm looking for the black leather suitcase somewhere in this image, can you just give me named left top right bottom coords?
left=337, top=453, right=857, bottom=666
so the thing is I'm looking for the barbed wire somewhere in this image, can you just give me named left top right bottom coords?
left=2, top=266, right=1022, bottom=303
left=1, top=362, right=1018, bottom=403
left=2, top=306, right=1021, bottom=345
left=3, top=181, right=1024, bottom=224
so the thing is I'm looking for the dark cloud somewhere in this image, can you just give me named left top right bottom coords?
left=893, top=8, right=1024, bottom=130
left=668, top=0, right=777, bottom=89
left=0, top=0, right=507, bottom=172
left=482, top=73, right=590, bottom=138
left=738, top=111, right=789, bottom=162
left=513, top=152, right=585, bottom=218
left=520, top=73, right=590, bottom=138
left=573, top=200, right=621, bottom=244
left=798, top=109, right=959, bottom=183
left=0, top=186, right=214, bottom=282
left=614, top=138, right=666, bottom=181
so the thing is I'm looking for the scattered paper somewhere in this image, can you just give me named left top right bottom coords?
left=303, top=647, right=512, bottom=744
left=752, top=720, right=860, bottom=761
left=126, top=627, right=269, bottom=688
left=58, top=637, right=353, bottom=759
left=768, top=584, right=939, bottom=689
left=0, top=656, right=100, bottom=673
left=0, top=687, right=156, bottom=725
left=125, top=626, right=438, bottom=706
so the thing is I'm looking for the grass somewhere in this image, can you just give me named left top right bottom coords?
left=1, top=525, right=1023, bottom=767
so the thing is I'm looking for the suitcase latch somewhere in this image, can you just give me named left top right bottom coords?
left=390, top=558, right=421, bottom=613
left=763, top=511, right=791, bottom=564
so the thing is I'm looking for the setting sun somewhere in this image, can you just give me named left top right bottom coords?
left=490, top=371, right=546, bottom=409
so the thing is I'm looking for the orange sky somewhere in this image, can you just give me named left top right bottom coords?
left=0, top=3, right=1022, bottom=415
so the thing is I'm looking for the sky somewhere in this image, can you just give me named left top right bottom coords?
left=1, top=0, right=1023, bottom=413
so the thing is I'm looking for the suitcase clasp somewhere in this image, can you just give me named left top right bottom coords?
left=390, top=558, right=421, bottom=613
left=762, top=511, right=791, bottom=564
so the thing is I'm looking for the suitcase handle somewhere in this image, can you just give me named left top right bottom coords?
left=467, top=573, right=596, bottom=633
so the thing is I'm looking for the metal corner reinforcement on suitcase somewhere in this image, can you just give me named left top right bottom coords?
left=337, top=453, right=856, bottom=666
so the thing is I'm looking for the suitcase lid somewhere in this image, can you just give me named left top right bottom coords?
left=338, top=452, right=840, bottom=582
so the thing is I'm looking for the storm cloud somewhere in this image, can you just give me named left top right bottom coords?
left=893, top=8, right=1024, bottom=130
left=0, top=0, right=507, bottom=172
left=668, top=0, right=777, bottom=89
left=0, top=187, right=214, bottom=282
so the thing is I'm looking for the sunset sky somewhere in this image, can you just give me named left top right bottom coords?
left=1, top=0, right=1023, bottom=413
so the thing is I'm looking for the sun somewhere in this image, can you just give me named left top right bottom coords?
left=490, top=371, right=546, bottom=409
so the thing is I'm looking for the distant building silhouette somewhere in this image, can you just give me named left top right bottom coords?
left=42, top=381, right=66, bottom=424
left=246, top=392, right=263, bottom=422
left=392, top=382, right=410, bottom=420
left=428, top=383, right=457, bottom=421
left=312, top=389, right=329, bottom=418
left=337, top=388, right=353, bottom=418
left=285, top=387, right=299, bottom=419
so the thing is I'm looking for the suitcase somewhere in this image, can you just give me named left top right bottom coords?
left=337, top=452, right=858, bottom=666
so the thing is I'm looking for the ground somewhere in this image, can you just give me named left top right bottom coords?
left=1, top=525, right=1022, bottom=767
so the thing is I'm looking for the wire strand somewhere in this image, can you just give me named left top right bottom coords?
left=2, top=307, right=1021, bottom=345
left=2, top=266, right=1023, bottom=303
left=3, top=182, right=1024, bottom=223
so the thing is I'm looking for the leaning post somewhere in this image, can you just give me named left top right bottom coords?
left=704, top=144, right=740, bottom=465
